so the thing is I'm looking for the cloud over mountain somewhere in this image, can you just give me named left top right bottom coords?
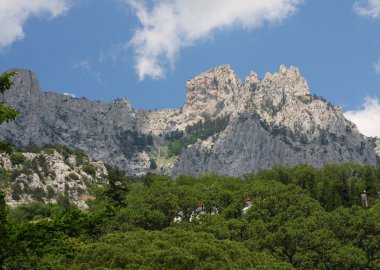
left=126, top=0, right=304, bottom=80
left=344, top=97, right=380, bottom=138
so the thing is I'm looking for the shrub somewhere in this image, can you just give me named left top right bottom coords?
left=10, top=152, right=26, bottom=166
left=10, top=170, right=22, bottom=182
left=11, top=184, right=23, bottom=200
left=69, top=173, right=79, bottom=180
left=82, top=164, right=96, bottom=176
left=0, top=167, right=10, bottom=188
left=30, top=187, right=46, bottom=202
left=74, top=149, right=87, bottom=166
left=77, top=187, right=85, bottom=196
left=46, top=185, right=56, bottom=199
left=149, top=158, right=157, bottom=170
left=38, top=155, right=48, bottom=174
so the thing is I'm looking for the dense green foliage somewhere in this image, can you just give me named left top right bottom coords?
left=1, top=163, right=380, bottom=269
left=167, top=116, right=229, bottom=157
left=9, top=152, right=26, bottom=166
left=82, top=164, right=96, bottom=176
left=149, top=158, right=157, bottom=170
left=0, top=71, right=20, bottom=153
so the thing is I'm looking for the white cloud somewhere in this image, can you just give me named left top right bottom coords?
left=374, top=58, right=380, bottom=74
left=73, top=60, right=101, bottom=82
left=0, top=0, right=70, bottom=50
left=344, top=97, right=380, bottom=137
left=354, top=0, right=380, bottom=18
left=98, top=44, right=127, bottom=65
left=125, top=0, right=304, bottom=80
left=63, top=92, right=76, bottom=98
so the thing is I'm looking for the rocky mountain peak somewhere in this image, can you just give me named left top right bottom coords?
left=262, top=65, right=310, bottom=97
left=182, top=64, right=248, bottom=121
left=244, top=70, right=260, bottom=91
left=2, top=69, right=41, bottom=102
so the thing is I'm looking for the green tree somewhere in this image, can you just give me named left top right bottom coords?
left=149, top=158, right=157, bottom=170
left=0, top=71, right=20, bottom=153
left=0, top=191, right=8, bottom=268
left=9, top=152, right=26, bottom=166
left=104, top=167, right=128, bottom=207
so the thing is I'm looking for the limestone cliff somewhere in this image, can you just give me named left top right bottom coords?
left=375, top=138, right=380, bottom=157
left=0, top=66, right=377, bottom=177
left=171, top=65, right=376, bottom=175
left=0, top=70, right=150, bottom=175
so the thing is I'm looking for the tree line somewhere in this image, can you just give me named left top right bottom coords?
left=1, top=163, right=380, bottom=269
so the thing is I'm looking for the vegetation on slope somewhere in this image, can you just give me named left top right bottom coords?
left=166, top=116, right=229, bottom=158
left=0, top=144, right=109, bottom=208
left=1, top=163, right=380, bottom=269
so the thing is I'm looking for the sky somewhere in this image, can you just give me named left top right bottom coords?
left=0, top=0, right=380, bottom=137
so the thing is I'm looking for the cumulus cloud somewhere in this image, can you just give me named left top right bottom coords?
left=125, top=0, right=304, bottom=80
left=73, top=60, right=101, bottom=82
left=0, top=0, right=70, bottom=50
left=344, top=97, right=380, bottom=137
left=354, top=0, right=380, bottom=18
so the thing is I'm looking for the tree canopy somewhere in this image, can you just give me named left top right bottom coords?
left=1, top=163, right=380, bottom=269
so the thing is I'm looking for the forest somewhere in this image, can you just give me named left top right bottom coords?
left=1, top=163, right=380, bottom=269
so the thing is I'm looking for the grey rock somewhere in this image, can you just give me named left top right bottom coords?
left=0, top=69, right=148, bottom=175
left=0, top=66, right=377, bottom=177
left=375, top=138, right=380, bottom=157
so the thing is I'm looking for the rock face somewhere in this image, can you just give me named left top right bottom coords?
left=0, top=70, right=149, bottom=175
left=182, top=65, right=249, bottom=123
left=0, top=148, right=107, bottom=209
left=375, top=138, right=380, bottom=157
left=0, top=66, right=378, bottom=177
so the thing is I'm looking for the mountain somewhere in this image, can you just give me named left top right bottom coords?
left=0, top=66, right=377, bottom=176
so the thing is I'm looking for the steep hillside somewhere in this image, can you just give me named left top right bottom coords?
left=0, top=66, right=377, bottom=176
left=0, top=145, right=108, bottom=209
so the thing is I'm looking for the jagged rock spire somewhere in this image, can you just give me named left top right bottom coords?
left=182, top=64, right=248, bottom=120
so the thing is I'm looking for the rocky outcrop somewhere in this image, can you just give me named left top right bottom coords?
left=0, top=148, right=107, bottom=209
left=248, top=65, right=350, bottom=143
left=375, top=138, right=380, bottom=157
left=182, top=64, right=249, bottom=123
left=0, top=66, right=377, bottom=178
left=171, top=65, right=377, bottom=175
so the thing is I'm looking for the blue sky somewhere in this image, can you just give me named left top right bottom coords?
left=1, top=0, right=380, bottom=136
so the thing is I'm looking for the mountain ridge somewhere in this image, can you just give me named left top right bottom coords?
left=0, top=65, right=377, bottom=176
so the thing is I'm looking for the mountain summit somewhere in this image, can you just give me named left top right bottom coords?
left=0, top=66, right=377, bottom=176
